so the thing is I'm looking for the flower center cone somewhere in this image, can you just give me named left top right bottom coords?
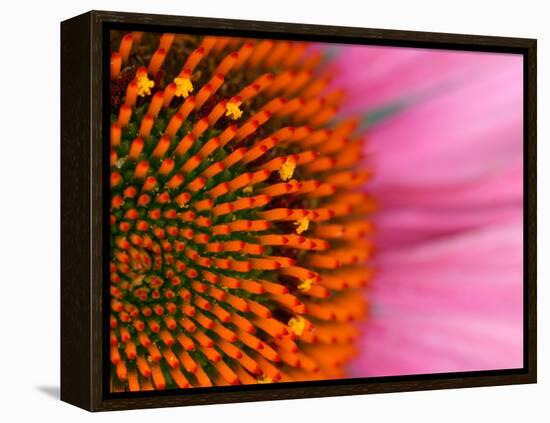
left=109, top=31, right=376, bottom=391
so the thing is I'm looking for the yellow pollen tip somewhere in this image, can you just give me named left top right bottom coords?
left=243, top=186, right=253, bottom=194
left=257, top=374, right=273, bottom=384
left=279, top=156, right=296, bottom=181
left=298, top=277, right=314, bottom=292
left=294, top=217, right=309, bottom=234
left=136, top=75, right=155, bottom=97
left=288, top=315, right=306, bottom=336
left=225, top=102, right=243, bottom=120
left=174, top=77, right=193, bottom=98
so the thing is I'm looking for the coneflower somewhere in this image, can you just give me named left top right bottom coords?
left=109, top=31, right=375, bottom=392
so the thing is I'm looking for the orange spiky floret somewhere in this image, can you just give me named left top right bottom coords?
left=108, top=30, right=376, bottom=392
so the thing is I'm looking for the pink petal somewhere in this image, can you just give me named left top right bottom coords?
left=348, top=223, right=523, bottom=377
left=331, top=46, right=521, bottom=114
left=366, top=58, right=523, bottom=187
left=326, top=44, right=524, bottom=379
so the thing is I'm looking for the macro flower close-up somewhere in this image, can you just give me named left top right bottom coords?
left=108, top=31, right=523, bottom=392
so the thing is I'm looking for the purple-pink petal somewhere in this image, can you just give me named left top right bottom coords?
left=349, top=223, right=523, bottom=377
left=328, top=45, right=524, bottom=377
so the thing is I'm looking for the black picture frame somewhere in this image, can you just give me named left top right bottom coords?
left=61, top=10, right=537, bottom=412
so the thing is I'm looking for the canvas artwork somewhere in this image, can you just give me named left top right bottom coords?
left=107, top=29, right=524, bottom=393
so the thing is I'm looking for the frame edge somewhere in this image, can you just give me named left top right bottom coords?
left=60, top=11, right=94, bottom=411
left=525, top=38, right=537, bottom=384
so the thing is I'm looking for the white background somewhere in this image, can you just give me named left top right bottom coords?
left=0, top=0, right=546, bottom=420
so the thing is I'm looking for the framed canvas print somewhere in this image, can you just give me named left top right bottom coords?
left=60, top=10, right=537, bottom=411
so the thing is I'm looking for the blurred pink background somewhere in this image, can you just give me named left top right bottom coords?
left=329, top=45, right=524, bottom=376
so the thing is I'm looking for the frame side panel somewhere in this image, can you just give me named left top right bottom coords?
left=525, top=40, right=537, bottom=381
left=90, top=10, right=107, bottom=411
left=60, top=12, right=93, bottom=411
